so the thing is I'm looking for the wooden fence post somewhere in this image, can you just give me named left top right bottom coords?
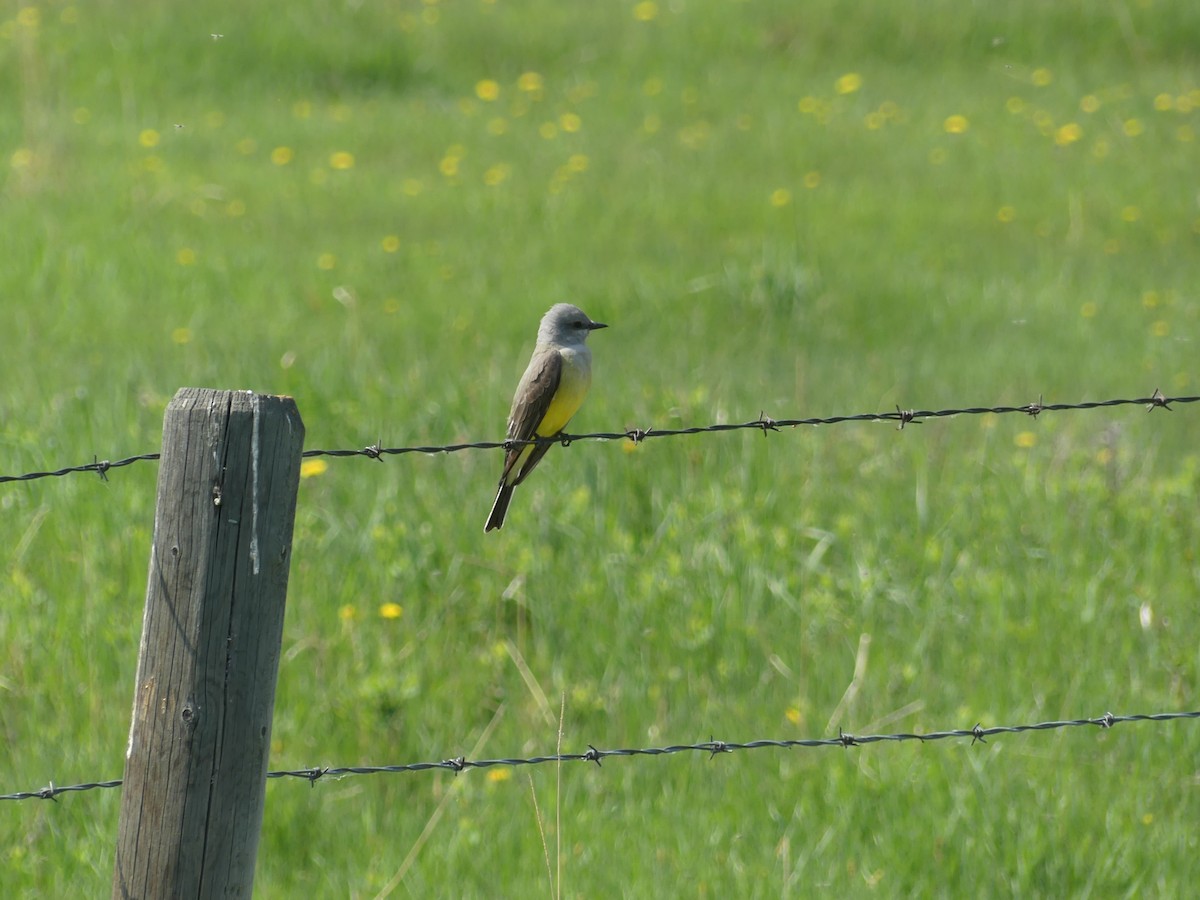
left=112, top=389, right=305, bottom=899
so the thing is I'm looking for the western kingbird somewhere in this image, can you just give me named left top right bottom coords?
left=485, top=303, right=607, bottom=532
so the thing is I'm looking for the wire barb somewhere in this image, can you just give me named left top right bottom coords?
left=706, top=739, right=730, bottom=759
left=894, top=407, right=920, bottom=430
left=625, top=426, right=652, bottom=444
left=1146, top=388, right=1171, bottom=412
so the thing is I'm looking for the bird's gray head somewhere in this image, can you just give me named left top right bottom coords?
left=538, top=303, right=607, bottom=346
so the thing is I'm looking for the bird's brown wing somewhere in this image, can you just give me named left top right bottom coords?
left=500, top=347, right=562, bottom=486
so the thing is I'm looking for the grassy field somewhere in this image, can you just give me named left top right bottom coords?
left=3, top=0, right=1199, bottom=895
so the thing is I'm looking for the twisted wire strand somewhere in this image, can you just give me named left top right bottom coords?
left=1, top=391, right=1191, bottom=483
left=4, top=709, right=1195, bottom=801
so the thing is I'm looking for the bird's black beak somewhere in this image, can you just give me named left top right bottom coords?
left=588, top=321, right=608, bottom=330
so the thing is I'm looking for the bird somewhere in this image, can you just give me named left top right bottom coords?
left=485, top=303, right=607, bottom=531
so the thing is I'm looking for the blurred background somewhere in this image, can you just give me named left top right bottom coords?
left=2, top=1, right=1198, bottom=895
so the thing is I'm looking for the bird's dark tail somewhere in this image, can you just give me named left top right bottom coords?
left=484, top=482, right=515, bottom=532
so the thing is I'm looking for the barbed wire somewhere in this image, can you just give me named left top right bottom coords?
left=3, top=709, right=1195, bottom=802
left=0, top=389, right=1192, bottom=486
left=0, top=453, right=162, bottom=484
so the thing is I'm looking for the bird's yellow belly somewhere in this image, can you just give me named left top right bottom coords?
left=536, top=350, right=591, bottom=436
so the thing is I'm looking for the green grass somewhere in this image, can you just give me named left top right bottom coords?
left=2, top=0, right=1199, bottom=895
